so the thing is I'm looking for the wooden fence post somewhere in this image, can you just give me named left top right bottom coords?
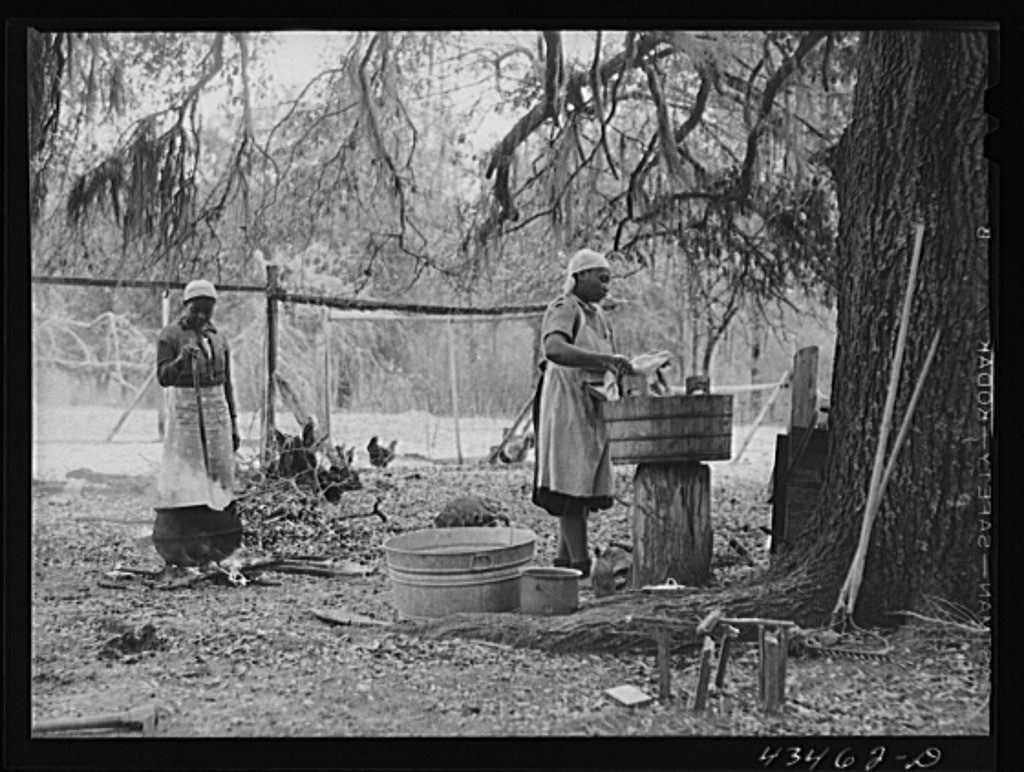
left=263, top=264, right=279, bottom=468
left=447, top=317, right=463, bottom=465
left=692, top=635, right=715, bottom=712
left=322, top=306, right=332, bottom=443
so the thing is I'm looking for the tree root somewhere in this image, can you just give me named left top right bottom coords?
left=403, top=571, right=833, bottom=655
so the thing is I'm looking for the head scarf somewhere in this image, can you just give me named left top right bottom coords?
left=562, top=249, right=611, bottom=294
left=183, top=279, right=217, bottom=303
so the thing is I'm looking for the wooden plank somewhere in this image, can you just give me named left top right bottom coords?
left=605, top=415, right=732, bottom=441
left=789, top=347, right=819, bottom=431
left=605, top=685, right=654, bottom=707
left=714, top=633, right=734, bottom=690
left=602, top=394, right=733, bottom=421
left=610, top=436, right=731, bottom=464
left=692, top=636, right=715, bottom=712
left=771, top=434, right=789, bottom=554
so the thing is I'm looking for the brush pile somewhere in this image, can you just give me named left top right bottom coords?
left=234, top=421, right=374, bottom=555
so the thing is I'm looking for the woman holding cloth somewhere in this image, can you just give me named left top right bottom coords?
left=532, top=249, right=634, bottom=578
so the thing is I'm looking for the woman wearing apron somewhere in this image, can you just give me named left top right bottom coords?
left=155, top=279, right=239, bottom=513
left=532, top=249, right=635, bottom=577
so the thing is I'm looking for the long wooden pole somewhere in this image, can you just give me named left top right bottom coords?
left=833, top=223, right=925, bottom=623
left=322, top=306, right=332, bottom=443
left=263, top=264, right=280, bottom=468
left=108, top=312, right=125, bottom=398
left=447, top=317, right=463, bottom=465
left=731, top=368, right=791, bottom=464
left=104, top=369, right=157, bottom=442
left=878, top=329, right=942, bottom=495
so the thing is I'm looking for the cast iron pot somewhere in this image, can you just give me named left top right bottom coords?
left=151, top=501, right=241, bottom=566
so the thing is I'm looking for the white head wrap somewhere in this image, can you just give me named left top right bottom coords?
left=562, top=249, right=611, bottom=294
left=183, top=279, right=217, bottom=303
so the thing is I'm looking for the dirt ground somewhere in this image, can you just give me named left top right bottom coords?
left=29, top=409, right=991, bottom=740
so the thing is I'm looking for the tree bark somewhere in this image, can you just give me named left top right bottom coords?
left=633, top=462, right=712, bottom=587
left=779, top=30, right=991, bottom=623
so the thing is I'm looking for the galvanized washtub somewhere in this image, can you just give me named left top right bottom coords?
left=383, top=527, right=536, bottom=618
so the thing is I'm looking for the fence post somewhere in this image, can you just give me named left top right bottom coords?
left=447, top=317, right=463, bottom=465
left=263, top=264, right=279, bottom=468
left=159, top=291, right=171, bottom=439
left=322, top=306, right=332, bottom=443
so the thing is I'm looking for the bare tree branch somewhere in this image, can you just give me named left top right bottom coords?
left=736, top=31, right=829, bottom=201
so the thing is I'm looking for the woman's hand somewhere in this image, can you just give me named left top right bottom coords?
left=177, top=342, right=201, bottom=364
left=604, top=354, right=635, bottom=376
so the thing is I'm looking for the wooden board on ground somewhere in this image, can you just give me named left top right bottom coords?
left=605, top=685, right=654, bottom=707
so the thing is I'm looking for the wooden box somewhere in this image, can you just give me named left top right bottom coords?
left=601, top=394, right=733, bottom=465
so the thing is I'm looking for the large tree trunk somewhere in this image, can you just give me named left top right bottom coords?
left=409, top=30, right=991, bottom=652
left=779, top=30, right=991, bottom=623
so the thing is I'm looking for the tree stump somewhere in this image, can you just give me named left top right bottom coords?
left=633, top=461, right=712, bottom=587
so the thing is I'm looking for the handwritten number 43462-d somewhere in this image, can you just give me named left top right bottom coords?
left=758, top=745, right=942, bottom=771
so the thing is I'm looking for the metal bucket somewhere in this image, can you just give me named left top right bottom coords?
left=383, top=527, right=536, bottom=618
left=519, top=566, right=583, bottom=616
left=151, top=502, right=242, bottom=566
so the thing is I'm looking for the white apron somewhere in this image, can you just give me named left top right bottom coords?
left=156, top=385, right=235, bottom=511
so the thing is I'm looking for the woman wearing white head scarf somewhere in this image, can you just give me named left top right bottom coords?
left=531, top=249, right=635, bottom=577
left=155, top=279, right=239, bottom=514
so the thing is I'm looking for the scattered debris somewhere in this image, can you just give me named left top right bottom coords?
left=99, top=623, right=164, bottom=660
left=311, top=608, right=391, bottom=627
left=605, top=685, right=653, bottom=708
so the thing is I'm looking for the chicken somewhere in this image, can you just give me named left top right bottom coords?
left=367, top=436, right=398, bottom=468
left=433, top=496, right=511, bottom=528
left=498, top=431, right=535, bottom=464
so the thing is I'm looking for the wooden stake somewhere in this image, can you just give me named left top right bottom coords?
left=714, top=629, right=737, bottom=690
left=692, top=635, right=715, bottom=712
left=655, top=627, right=672, bottom=701
left=732, top=368, right=791, bottom=464
left=777, top=626, right=788, bottom=709
left=757, top=624, right=767, bottom=702
left=447, top=317, right=463, bottom=465
left=763, top=632, right=781, bottom=713
left=833, top=223, right=925, bottom=623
